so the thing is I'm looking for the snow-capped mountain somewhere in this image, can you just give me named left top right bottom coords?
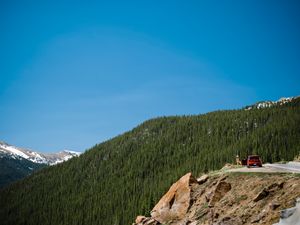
left=245, top=96, right=299, bottom=110
left=0, top=141, right=81, bottom=187
left=0, top=141, right=81, bottom=165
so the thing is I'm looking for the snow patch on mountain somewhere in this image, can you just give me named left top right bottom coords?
left=0, top=144, right=30, bottom=159
left=245, top=96, right=298, bottom=110
left=0, top=142, right=81, bottom=165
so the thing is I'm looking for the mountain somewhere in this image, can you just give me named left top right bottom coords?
left=0, top=142, right=81, bottom=187
left=0, top=142, right=81, bottom=165
left=244, top=96, right=297, bottom=110
left=0, top=96, right=299, bottom=225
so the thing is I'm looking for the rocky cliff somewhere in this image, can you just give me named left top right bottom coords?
left=134, top=171, right=300, bottom=225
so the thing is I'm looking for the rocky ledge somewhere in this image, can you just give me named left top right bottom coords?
left=133, top=172, right=300, bottom=225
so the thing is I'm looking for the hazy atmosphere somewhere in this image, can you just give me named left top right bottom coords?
left=1, top=0, right=300, bottom=152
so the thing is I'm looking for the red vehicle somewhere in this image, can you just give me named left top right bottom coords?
left=247, top=155, right=262, bottom=167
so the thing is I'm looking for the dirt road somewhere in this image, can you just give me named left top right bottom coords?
left=227, top=162, right=300, bottom=173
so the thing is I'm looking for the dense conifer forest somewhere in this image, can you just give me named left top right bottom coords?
left=0, top=155, right=46, bottom=188
left=0, top=98, right=299, bottom=225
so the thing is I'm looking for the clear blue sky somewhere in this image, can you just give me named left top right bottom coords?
left=1, top=0, right=300, bottom=152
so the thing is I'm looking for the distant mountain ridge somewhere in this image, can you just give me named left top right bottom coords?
left=245, top=96, right=299, bottom=110
left=0, top=142, right=81, bottom=188
left=0, top=141, right=81, bottom=165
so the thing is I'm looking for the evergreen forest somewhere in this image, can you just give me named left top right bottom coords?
left=0, top=98, right=299, bottom=225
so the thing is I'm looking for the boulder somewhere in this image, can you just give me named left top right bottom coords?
left=150, top=172, right=198, bottom=224
left=197, top=174, right=209, bottom=184
left=143, top=218, right=159, bottom=225
left=135, top=216, right=147, bottom=224
left=134, top=217, right=159, bottom=225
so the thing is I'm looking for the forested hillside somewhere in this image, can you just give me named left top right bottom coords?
left=1, top=98, right=300, bottom=225
left=0, top=154, right=46, bottom=188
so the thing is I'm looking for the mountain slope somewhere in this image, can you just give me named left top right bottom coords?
left=0, top=97, right=300, bottom=225
left=0, top=152, right=46, bottom=188
left=0, top=142, right=81, bottom=187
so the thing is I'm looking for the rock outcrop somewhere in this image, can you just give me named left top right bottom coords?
left=197, top=174, right=209, bottom=184
left=135, top=216, right=147, bottom=224
left=209, top=180, right=231, bottom=206
left=254, top=182, right=284, bottom=202
left=134, top=172, right=300, bottom=225
left=150, top=172, right=198, bottom=224
left=134, top=217, right=159, bottom=225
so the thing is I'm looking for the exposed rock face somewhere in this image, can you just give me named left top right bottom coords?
left=133, top=172, right=300, bottom=225
left=215, top=216, right=243, bottom=225
left=254, top=189, right=269, bottom=202
left=197, top=174, right=209, bottom=184
left=135, top=216, right=147, bottom=224
left=254, top=182, right=284, bottom=202
left=209, top=180, right=231, bottom=206
left=150, top=172, right=198, bottom=224
left=269, top=201, right=281, bottom=210
left=134, top=217, right=159, bottom=225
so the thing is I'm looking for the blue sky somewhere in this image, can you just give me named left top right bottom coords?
left=1, top=0, right=300, bottom=152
